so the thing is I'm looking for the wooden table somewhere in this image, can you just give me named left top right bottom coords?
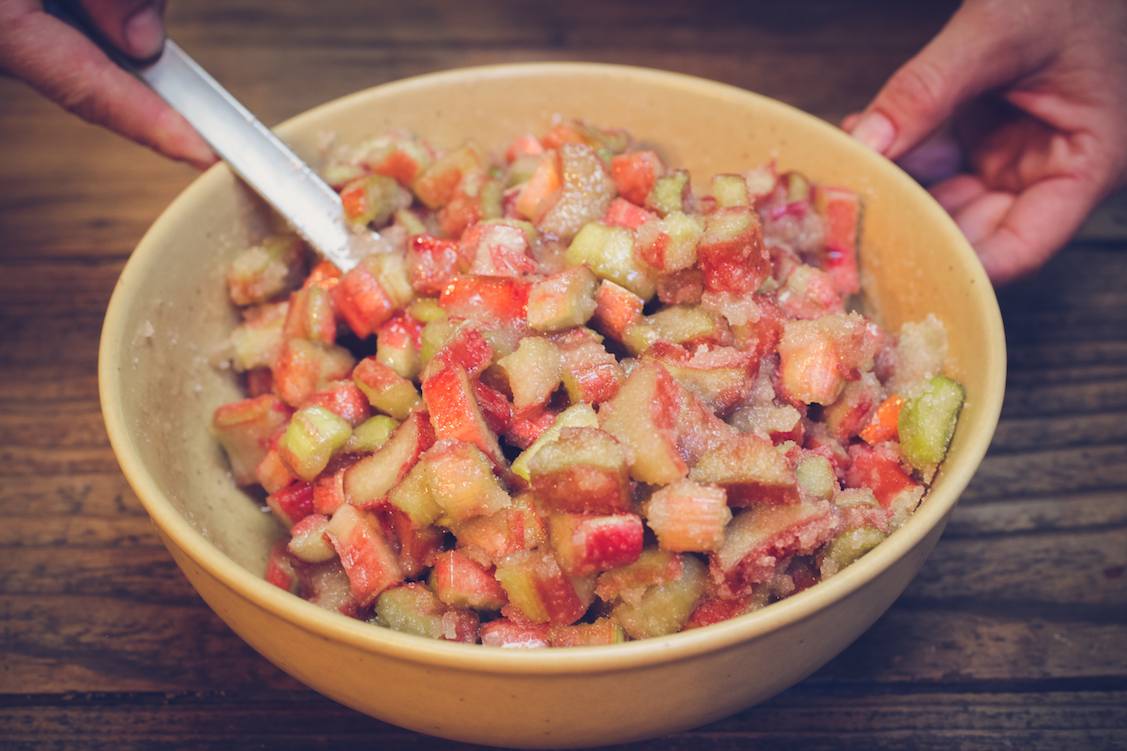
left=2, top=1, right=1125, bottom=748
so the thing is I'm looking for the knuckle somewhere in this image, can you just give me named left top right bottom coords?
left=885, top=58, right=950, bottom=121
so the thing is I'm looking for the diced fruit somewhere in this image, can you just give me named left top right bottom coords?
left=497, top=337, right=562, bottom=409
left=344, top=415, right=399, bottom=454
left=845, top=445, right=915, bottom=508
left=710, top=174, right=750, bottom=208
left=413, top=143, right=486, bottom=209
left=548, top=618, right=626, bottom=647
left=796, top=454, right=837, bottom=500
left=264, top=542, right=299, bottom=593
left=430, top=550, right=508, bottom=610
left=645, top=169, right=690, bottom=216
left=227, top=235, right=305, bottom=306
left=343, top=411, right=434, bottom=506
left=457, top=495, right=548, bottom=566
left=592, top=279, right=643, bottom=341
left=277, top=406, right=352, bottom=481
left=529, top=427, right=632, bottom=514
left=422, top=365, right=504, bottom=465
left=256, top=448, right=295, bottom=494
left=376, top=313, right=423, bottom=380
left=777, top=265, right=842, bottom=321
left=423, top=322, right=493, bottom=379
left=288, top=513, right=336, bottom=563
left=381, top=507, right=443, bottom=578
left=697, top=207, right=769, bottom=294
left=860, top=394, right=904, bottom=445
left=421, top=440, right=512, bottom=526
left=267, top=481, right=315, bottom=528
left=228, top=302, right=287, bottom=371
left=713, top=500, right=840, bottom=596
left=644, top=480, right=731, bottom=552
left=814, top=186, right=861, bottom=296
left=777, top=313, right=875, bottom=406
left=611, top=554, right=706, bottom=640
left=473, top=380, right=513, bottom=434
left=340, top=173, right=408, bottom=228
left=505, top=404, right=561, bottom=450
left=819, top=526, right=886, bottom=578
left=527, top=267, right=598, bottom=332
left=374, top=583, right=477, bottom=641
left=898, top=375, right=965, bottom=472
left=599, top=362, right=687, bottom=484
left=538, top=144, right=616, bottom=241
left=647, top=344, right=750, bottom=413
left=436, top=172, right=502, bottom=238
left=603, top=197, right=657, bottom=229
left=594, top=548, right=682, bottom=603
left=549, top=512, right=644, bottom=575
left=274, top=339, right=355, bottom=407
left=387, top=460, right=441, bottom=527
left=684, top=592, right=764, bottom=630
left=301, top=380, right=370, bottom=426
left=515, top=151, right=563, bottom=223
left=565, top=222, right=655, bottom=299
left=495, top=550, right=591, bottom=626
left=326, top=504, right=404, bottom=606
left=511, top=403, right=598, bottom=481
left=462, top=220, right=537, bottom=277
left=688, top=434, right=798, bottom=506
left=312, top=465, right=347, bottom=515
left=888, top=314, right=948, bottom=397
left=635, top=211, right=704, bottom=273
left=555, top=329, right=624, bottom=404
left=407, top=234, right=468, bottom=296
left=303, top=560, right=360, bottom=616
left=823, top=372, right=881, bottom=441
left=213, top=394, right=291, bottom=485
left=438, top=275, right=530, bottom=326
left=610, top=150, right=663, bottom=205
left=480, top=619, right=550, bottom=648
left=353, top=357, right=420, bottom=420
left=506, top=133, right=544, bottom=162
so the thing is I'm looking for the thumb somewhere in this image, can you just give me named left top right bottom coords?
left=849, top=2, right=1034, bottom=160
left=78, top=0, right=166, bottom=61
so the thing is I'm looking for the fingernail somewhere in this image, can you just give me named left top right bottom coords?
left=849, top=111, right=896, bottom=154
left=124, top=4, right=165, bottom=60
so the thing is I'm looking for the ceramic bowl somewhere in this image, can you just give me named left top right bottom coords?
left=99, top=63, right=1005, bottom=748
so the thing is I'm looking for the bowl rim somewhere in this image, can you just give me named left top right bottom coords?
left=99, top=61, right=1006, bottom=675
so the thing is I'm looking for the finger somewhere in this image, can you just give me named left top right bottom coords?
left=929, top=174, right=987, bottom=214
left=896, top=128, right=963, bottom=185
left=952, top=190, right=1015, bottom=245
left=974, top=176, right=1103, bottom=283
left=848, top=2, right=1038, bottom=159
left=0, top=9, right=215, bottom=168
left=78, top=0, right=166, bottom=60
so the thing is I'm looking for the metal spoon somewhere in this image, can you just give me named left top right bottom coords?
left=46, top=2, right=368, bottom=271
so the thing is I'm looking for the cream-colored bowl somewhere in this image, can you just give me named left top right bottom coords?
left=99, top=63, right=1005, bottom=748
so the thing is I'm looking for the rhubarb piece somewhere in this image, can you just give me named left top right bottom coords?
left=457, top=494, right=548, bottom=566
left=505, top=404, right=561, bottom=450
left=814, top=186, right=862, bottom=296
left=777, top=313, right=876, bottom=406
left=710, top=174, right=750, bottom=208
left=473, top=380, right=513, bottom=435
left=796, top=454, right=837, bottom=500
left=645, top=305, right=725, bottom=346
left=777, top=265, right=842, bottom=320
left=898, top=375, right=965, bottom=472
left=343, top=411, right=434, bottom=506
left=592, top=279, right=643, bottom=341
left=407, top=234, right=468, bottom=296
left=288, top=513, right=336, bottom=563
left=549, top=512, right=644, bottom=575
left=713, top=500, right=840, bottom=596
left=529, top=427, right=632, bottom=514
left=527, top=267, right=598, bottom=332
left=326, top=504, right=404, bottom=606
left=515, top=151, right=563, bottom=223
left=555, top=328, right=623, bottom=404
left=212, top=394, right=291, bottom=485
left=860, top=394, right=905, bottom=445
left=382, top=506, right=443, bottom=578
left=374, top=583, right=447, bottom=639
left=422, top=365, right=504, bottom=465
left=603, top=197, right=657, bottom=230
left=611, top=554, right=706, bottom=640
left=387, top=461, right=441, bottom=527
left=599, top=362, right=687, bottom=485
left=888, top=315, right=949, bottom=397
left=594, top=549, right=682, bottom=604
left=823, top=372, right=881, bottom=441
left=437, top=172, right=502, bottom=238
left=376, top=313, right=423, bottom=380
left=423, top=322, right=493, bottom=379
left=506, top=133, right=544, bottom=162
left=497, top=337, right=563, bottom=409
left=635, top=211, right=703, bottom=273
left=228, top=302, right=287, bottom=371
left=648, top=344, right=750, bottom=413
left=438, top=275, right=530, bottom=327
left=564, top=221, right=655, bottom=299
left=301, top=380, right=370, bottom=427
left=644, top=480, right=731, bottom=553
left=274, top=339, right=356, bottom=408
left=511, top=403, right=598, bottom=481
left=340, top=173, right=409, bottom=228
left=480, top=619, right=550, bottom=648
left=538, top=143, right=616, bottom=241
left=412, top=143, right=486, bottom=209
left=353, top=357, right=420, bottom=420
left=430, top=549, right=508, bottom=611
left=819, top=526, right=886, bottom=578
left=332, top=252, right=414, bottom=338
left=264, top=542, right=300, bottom=593
left=610, top=150, right=663, bottom=205
left=494, top=550, right=591, bottom=626
left=267, top=481, right=315, bottom=528
left=277, top=406, right=352, bottom=481
left=688, top=434, right=798, bottom=507
left=303, top=560, right=360, bottom=616
left=312, top=465, right=347, bottom=515
left=256, top=448, right=295, bottom=494
left=344, top=415, right=399, bottom=454
left=226, top=235, right=305, bottom=306
left=421, top=440, right=512, bottom=526
left=845, top=445, right=915, bottom=508
left=463, top=220, right=537, bottom=277
left=645, top=169, right=690, bottom=216
left=548, top=618, right=626, bottom=647
left=697, top=207, right=769, bottom=294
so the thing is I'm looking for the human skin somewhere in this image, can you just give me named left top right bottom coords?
left=846, top=0, right=1127, bottom=283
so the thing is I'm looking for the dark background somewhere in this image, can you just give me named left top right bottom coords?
left=1, top=1, right=1125, bottom=748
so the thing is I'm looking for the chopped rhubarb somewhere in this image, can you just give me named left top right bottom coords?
left=213, top=394, right=291, bottom=485
left=529, top=427, right=632, bottom=514
left=326, top=504, right=404, bottom=606
left=343, top=411, right=434, bottom=507
left=549, top=512, right=644, bottom=575
left=422, top=365, right=504, bottom=465
left=494, top=550, right=591, bottom=626
left=688, top=434, right=798, bottom=507
left=527, top=266, right=598, bottom=332
left=644, top=480, right=732, bottom=553
left=430, top=549, right=508, bottom=611
left=599, top=362, right=687, bottom=485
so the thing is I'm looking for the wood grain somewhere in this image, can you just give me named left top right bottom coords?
left=1, top=0, right=1125, bottom=748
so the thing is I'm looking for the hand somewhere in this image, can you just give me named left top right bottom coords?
left=845, top=0, right=1127, bottom=283
left=0, top=0, right=215, bottom=168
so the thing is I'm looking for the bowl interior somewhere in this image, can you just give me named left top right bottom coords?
left=100, top=63, right=1004, bottom=653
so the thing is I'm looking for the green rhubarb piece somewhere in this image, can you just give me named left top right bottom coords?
left=374, top=585, right=445, bottom=639
left=711, top=174, right=749, bottom=208
left=345, top=415, right=399, bottom=454
left=279, top=406, right=352, bottom=481
left=898, top=375, right=965, bottom=471
left=511, top=403, right=599, bottom=482
left=822, top=526, right=886, bottom=574
left=394, top=208, right=427, bottom=236
left=796, top=454, right=836, bottom=500
left=565, top=222, right=655, bottom=300
left=407, top=297, right=446, bottom=324
left=646, top=169, right=689, bottom=216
